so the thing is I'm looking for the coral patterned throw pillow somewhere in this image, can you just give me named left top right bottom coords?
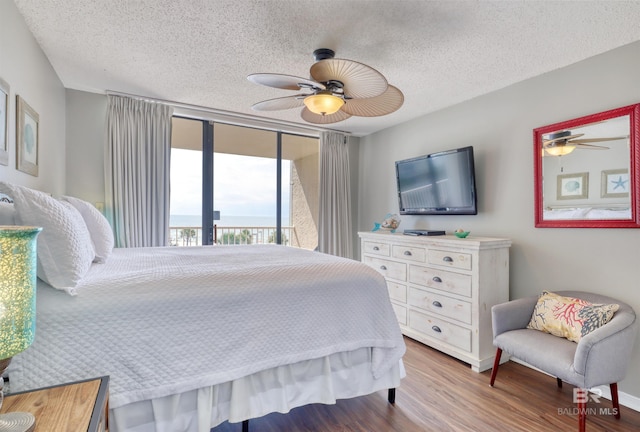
left=527, top=291, right=619, bottom=343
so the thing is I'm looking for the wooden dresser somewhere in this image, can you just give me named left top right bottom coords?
left=358, top=231, right=511, bottom=372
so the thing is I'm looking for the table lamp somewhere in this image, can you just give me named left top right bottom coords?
left=0, top=226, right=41, bottom=432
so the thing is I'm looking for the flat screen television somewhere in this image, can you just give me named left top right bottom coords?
left=395, top=146, right=477, bottom=215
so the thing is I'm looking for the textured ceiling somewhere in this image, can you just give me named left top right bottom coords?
left=12, top=0, right=640, bottom=136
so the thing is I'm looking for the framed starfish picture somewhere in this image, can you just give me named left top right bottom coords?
left=601, top=169, right=629, bottom=198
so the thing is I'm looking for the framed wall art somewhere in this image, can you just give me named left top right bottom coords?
left=601, top=168, right=629, bottom=198
left=557, top=172, right=588, bottom=200
left=16, top=95, right=39, bottom=176
left=0, top=77, right=9, bottom=166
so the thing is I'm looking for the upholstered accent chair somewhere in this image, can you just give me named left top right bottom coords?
left=490, top=291, right=637, bottom=432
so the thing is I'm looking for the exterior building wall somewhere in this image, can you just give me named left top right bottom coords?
left=291, top=153, right=319, bottom=250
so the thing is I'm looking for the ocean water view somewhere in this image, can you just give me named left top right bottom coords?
left=170, top=214, right=290, bottom=228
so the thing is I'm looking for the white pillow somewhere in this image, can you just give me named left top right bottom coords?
left=0, top=182, right=95, bottom=293
left=62, top=196, right=114, bottom=263
left=0, top=201, right=15, bottom=224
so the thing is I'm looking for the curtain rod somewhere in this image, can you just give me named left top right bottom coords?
left=105, top=90, right=352, bottom=137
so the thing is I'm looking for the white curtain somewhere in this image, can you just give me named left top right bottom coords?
left=318, top=131, right=353, bottom=258
left=105, top=95, right=173, bottom=248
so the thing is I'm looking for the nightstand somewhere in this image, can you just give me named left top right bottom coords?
left=1, top=376, right=109, bottom=432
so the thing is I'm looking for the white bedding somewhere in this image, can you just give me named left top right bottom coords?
left=543, top=207, right=631, bottom=220
left=8, top=245, right=405, bottom=425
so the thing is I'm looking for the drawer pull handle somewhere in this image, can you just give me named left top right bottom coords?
left=432, top=301, right=442, bottom=308
left=380, top=265, right=387, bottom=270
left=373, top=246, right=379, bottom=251
left=432, top=276, right=442, bottom=283
left=404, top=250, right=412, bottom=256
left=442, top=256, right=453, bottom=263
left=431, top=326, right=442, bottom=333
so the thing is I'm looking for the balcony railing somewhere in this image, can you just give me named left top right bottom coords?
left=169, top=226, right=298, bottom=247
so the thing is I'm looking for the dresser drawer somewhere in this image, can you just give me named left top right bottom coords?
left=408, top=265, right=472, bottom=297
left=409, top=309, right=471, bottom=352
left=387, top=281, right=407, bottom=303
left=391, top=245, right=426, bottom=263
left=364, top=256, right=407, bottom=281
left=363, top=241, right=390, bottom=256
left=408, top=287, right=472, bottom=324
left=428, top=249, right=472, bottom=270
left=391, top=303, right=407, bottom=326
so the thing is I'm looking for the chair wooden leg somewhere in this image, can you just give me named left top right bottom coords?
left=610, top=383, right=621, bottom=419
left=489, top=348, right=502, bottom=386
left=557, top=377, right=562, bottom=388
left=576, top=388, right=587, bottom=432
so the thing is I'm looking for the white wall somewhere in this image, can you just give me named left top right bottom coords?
left=65, top=89, right=107, bottom=202
left=358, top=41, right=640, bottom=399
left=0, top=0, right=66, bottom=194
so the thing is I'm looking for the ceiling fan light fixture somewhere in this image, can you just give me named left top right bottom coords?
left=545, top=144, right=576, bottom=156
left=248, top=49, right=400, bottom=124
left=303, top=92, right=344, bottom=116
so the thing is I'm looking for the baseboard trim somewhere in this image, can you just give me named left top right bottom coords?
left=592, top=384, right=640, bottom=413
left=509, top=358, right=640, bottom=413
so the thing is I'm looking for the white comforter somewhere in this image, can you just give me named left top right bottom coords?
left=8, top=245, right=405, bottom=409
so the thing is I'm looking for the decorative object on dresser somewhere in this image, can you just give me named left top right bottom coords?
left=0, top=226, right=42, bottom=432
left=1, top=377, right=109, bottom=432
left=359, top=231, right=511, bottom=372
left=454, top=228, right=470, bottom=238
left=372, top=213, right=401, bottom=233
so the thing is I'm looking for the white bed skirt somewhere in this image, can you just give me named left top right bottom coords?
left=110, top=347, right=405, bottom=432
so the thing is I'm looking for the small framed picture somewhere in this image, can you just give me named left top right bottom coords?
left=0, top=77, right=9, bottom=166
left=16, top=95, right=39, bottom=177
left=557, top=172, right=588, bottom=200
left=601, top=169, right=629, bottom=198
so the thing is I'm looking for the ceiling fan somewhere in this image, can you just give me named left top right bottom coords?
left=247, top=48, right=404, bottom=125
left=542, top=130, right=627, bottom=156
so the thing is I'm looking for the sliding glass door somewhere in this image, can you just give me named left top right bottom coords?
left=170, top=117, right=318, bottom=249
left=169, top=117, right=203, bottom=246
left=212, top=123, right=280, bottom=245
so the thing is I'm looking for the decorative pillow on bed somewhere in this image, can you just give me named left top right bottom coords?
left=527, top=291, right=619, bottom=343
left=0, top=182, right=95, bottom=292
left=62, top=196, right=114, bottom=263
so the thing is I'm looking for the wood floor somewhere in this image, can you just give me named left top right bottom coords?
left=212, top=336, right=640, bottom=431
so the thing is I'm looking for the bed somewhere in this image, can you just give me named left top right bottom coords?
left=543, top=206, right=631, bottom=220
left=0, top=183, right=405, bottom=432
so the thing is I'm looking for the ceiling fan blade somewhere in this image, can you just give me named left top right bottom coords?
left=341, top=85, right=404, bottom=117
left=543, top=133, right=583, bottom=145
left=570, top=136, right=628, bottom=144
left=574, top=143, right=610, bottom=150
left=300, top=107, right=351, bottom=124
left=251, top=95, right=307, bottom=111
left=247, top=73, right=325, bottom=91
left=310, top=58, right=388, bottom=99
